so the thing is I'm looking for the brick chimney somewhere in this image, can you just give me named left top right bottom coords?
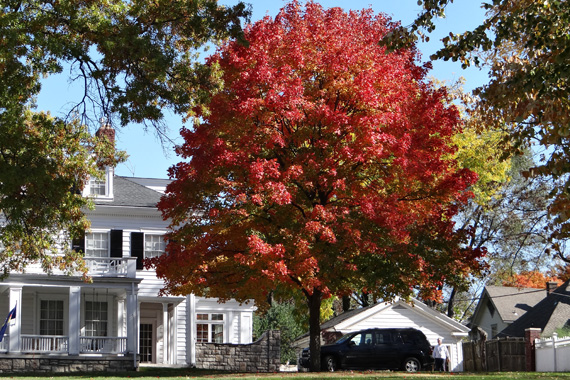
left=546, top=281, right=559, bottom=295
left=95, top=121, right=115, bottom=144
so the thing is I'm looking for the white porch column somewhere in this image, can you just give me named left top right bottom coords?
left=8, top=286, right=22, bottom=353
left=162, top=303, right=168, bottom=364
left=117, top=297, right=126, bottom=337
left=172, top=302, right=178, bottom=365
left=126, top=284, right=138, bottom=355
left=227, top=311, right=234, bottom=343
left=68, top=286, right=81, bottom=355
left=188, top=294, right=196, bottom=366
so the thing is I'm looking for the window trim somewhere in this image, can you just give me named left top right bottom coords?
left=36, top=294, right=68, bottom=336
left=81, top=294, right=114, bottom=337
left=144, top=233, right=166, bottom=260
left=83, top=167, right=114, bottom=200
left=85, top=230, right=110, bottom=258
left=196, top=313, right=225, bottom=343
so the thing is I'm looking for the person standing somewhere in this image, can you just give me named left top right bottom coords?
left=433, top=338, right=449, bottom=371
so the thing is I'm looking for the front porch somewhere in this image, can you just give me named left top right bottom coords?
left=0, top=335, right=127, bottom=355
left=0, top=275, right=140, bottom=359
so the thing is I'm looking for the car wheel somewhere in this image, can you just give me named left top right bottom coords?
left=323, top=355, right=338, bottom=372
left=403, top=357, right=421, bottom=373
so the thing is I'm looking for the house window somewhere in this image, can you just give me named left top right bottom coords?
left=40, top=300, right=64, bottom=335
left=491, top=324, right=497, bottom=338
left=144, top=234, right=165, bottom=259
left=85, top=232, right=109, bottom=258
left=89, top=177, right=107, bottom=196
left=196, top=313, right=224, bottom=343
left=85, top=301, right=108, bottom=337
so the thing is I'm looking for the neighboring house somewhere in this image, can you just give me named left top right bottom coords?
left=469, top=284, right=552, bottom=340
left=499, top=279, right=570, bottom=338
left=293, top=298, right=470, bottom=372
left=0, top=126, right=254, bottom=369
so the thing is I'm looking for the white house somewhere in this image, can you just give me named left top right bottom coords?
left=0, top=129, right=254, bottom=369
left=294, top=298, right=470, bottom=372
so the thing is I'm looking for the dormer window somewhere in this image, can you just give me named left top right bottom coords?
left=89, top=178, right=107, bottom=196
left=84, top=166, right=114, bottom=200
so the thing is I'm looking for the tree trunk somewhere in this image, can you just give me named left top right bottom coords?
left=342, top=295, right=351, bottom=312
left=447, top=287, right=457, bottom=319
left=308, top=289, right=322, bottom=372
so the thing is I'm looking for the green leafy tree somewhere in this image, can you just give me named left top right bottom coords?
left=384, top=0, right=570, bottom=262
left=253, top=301, right=306, bottom=364
left=0, top=110, right=125, bottom=276
left=0, top=0, right=249, bottom=273
left=1, top=0, right=250, bottom=130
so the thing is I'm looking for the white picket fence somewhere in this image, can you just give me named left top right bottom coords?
left=535, top=333, right=570, bottom=372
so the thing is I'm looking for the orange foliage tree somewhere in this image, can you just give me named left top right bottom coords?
left=502, top=270, right=561, bottom=289
left=153, top=2, right=485, bottom=371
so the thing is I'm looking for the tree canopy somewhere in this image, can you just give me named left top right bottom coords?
left=154, top=1, right=485, bottom=371
left=0, top=0, right=249, bottom=274
left=0, top=111, right=124, bottom=276
left=1, top=0, right=250, bottom=129
left=386, top=0, right=570, bottom=263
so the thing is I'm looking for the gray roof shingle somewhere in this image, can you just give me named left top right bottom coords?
left=94, top=176, right=164, bottom=208
left=499, top=279, right=570, bottom=338
left=485, top=285, right=547, bottom=323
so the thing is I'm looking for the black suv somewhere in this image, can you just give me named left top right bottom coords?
left=298, top=328, right=434, bottom=372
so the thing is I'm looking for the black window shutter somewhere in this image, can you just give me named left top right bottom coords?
left=71, top=231, right=85, bottom=254
left=131, top=232, right=144, bottom=270
left=110, top=230, right=123, bottom=258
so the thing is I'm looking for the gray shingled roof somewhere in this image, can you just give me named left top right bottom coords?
left=484, top=285, right=547, bottom=323
left=124, top=177, right=171, bottom=191
left=499, top=279, right=570, bottom=338
left=94, top=176, right=163, bottom=207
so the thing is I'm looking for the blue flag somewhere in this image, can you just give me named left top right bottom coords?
left=0, top=304, right=17, bottom=343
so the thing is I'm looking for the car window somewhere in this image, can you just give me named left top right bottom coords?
left=349, top=332, right=374, bottom=346
left=335, top=334, right=352, bottom=344
left=375, top=331, right=392, bottom=344
left=400, top=331, right=421, bottom=344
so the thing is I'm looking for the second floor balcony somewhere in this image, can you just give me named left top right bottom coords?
left=24, top=257, right=138, bottom=278
left=85, top=257, right=137, bottom=278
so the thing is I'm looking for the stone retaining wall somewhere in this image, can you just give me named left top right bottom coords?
left=196, top=330, right=280, bottom=372
left=0, top=355, right=135, bottom=373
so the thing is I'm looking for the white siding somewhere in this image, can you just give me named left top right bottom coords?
left=231, top=312, right=239, bottom=343
left=21, top=292, right=35, bottom=335
left=475, top=307, right=508, bottom=339
left=175, top=299, right=187, bottom=365
left=241, top=313, right=252, bottom=343
left=339, top=305, right=458, bottom=344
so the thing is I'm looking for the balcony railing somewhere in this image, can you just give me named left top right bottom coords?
left=85, top=257, right=137, bottom=277
left=21, top=335, right=68, bottom=353
left=80, top=336, right=127, bottom=354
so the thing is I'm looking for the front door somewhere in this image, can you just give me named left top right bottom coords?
left=139, top=323, right=154, bottom=363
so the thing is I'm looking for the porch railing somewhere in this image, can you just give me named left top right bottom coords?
left=21, top=335, right=68, bottom=353
left=85, top=257, right=137, bottom=277
left=0, top=336, right=8, bottom=352
left=80, top=336, right=128, bottom=354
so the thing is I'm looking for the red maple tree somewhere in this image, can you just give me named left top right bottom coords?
left=154, top=1, right=484, bottom=371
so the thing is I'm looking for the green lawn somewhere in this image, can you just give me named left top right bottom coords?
left=2, top=368, right=570, bottom=380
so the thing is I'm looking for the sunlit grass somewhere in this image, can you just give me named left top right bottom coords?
left=3, top=368, right=570, bottom=380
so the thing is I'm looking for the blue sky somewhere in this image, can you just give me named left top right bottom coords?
left=37, top=0, right=488, bottom=179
